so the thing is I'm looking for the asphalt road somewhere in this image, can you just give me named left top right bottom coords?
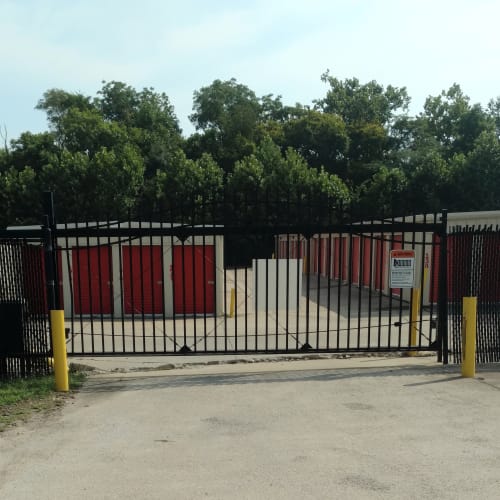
left=1, top=357, right=500, bottom=499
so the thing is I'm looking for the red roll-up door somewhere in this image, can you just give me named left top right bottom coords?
left=123, top=246, right=163, bottom=314
left=72, top=247, right=112, bottom=314
left=173, top=245, right=215, bottom=314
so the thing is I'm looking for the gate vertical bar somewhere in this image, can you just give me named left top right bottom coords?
left=43, top=191, right=60, bottom=309
left=43, top=215, right=56, bottom=312
left=437, top=209, right=448, bottom=364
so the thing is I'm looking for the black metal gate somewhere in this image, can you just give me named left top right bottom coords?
left=33, top=195, right=447, bottom=360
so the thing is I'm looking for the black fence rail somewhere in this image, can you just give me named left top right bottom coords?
left=0, top=237, right=51, bottom=379
left=33, top=194, right=446, bottom=359
left=449, top=226, right=500, bottom=363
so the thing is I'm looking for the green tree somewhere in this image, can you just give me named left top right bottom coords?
left=0, top=166, right=40, bottom=227
left=39, top=145, right=145, bottom=220
left=227, top=138, right=350, bottom=213
left=7, top=132, right=58, bottom=172
left=355, top=166, right=409, bottom=217
left=188, top=78, right=263, bottom=171
left=316, top=71, right=410, bottom=126
left=449, top=131, right=500, bottom=211
left=139, top=151, right=224, bottom=216
left=421, top=84, right=494, bottom=157
left=282, top=110, right=349, bottom=175
left=405, top=152, right=451, bottom=213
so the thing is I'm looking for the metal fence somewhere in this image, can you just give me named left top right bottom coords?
left=449, top=226, right=500, bottom=363
left=0, top=237, right=51, bottom=379
left=40, top=195, right=447, bottom=359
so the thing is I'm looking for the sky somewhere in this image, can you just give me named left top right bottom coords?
left=1, top=0, right=499, bottom=141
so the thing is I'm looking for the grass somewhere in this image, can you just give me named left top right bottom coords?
left=0, top=372, right=86, bottom=432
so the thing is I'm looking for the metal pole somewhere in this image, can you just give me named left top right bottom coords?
left=408, top=287, right=420, bottom=357
left=50, top=310, right=69, bottom=391
left=43, top=215, right=56, bottom=312
left=437, top=209, right=448, bottom=364
left=43, top=191, right=60, bottom=309
left=461, top=297, right=477, bottom=378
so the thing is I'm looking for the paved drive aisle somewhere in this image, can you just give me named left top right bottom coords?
left=1, top=358, right=500, bottom=499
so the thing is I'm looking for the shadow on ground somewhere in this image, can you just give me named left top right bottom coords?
left=80, top=364, right=471, bottom=393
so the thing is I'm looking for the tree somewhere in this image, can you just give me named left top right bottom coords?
left=0, top=166, right=39, bottom=227
left=36, top=89, right=94, bottom=147
left=7, top=132, right=58, bottom=172
left=39, top=145, right=145, bottom=220
left=282, top=110, right=349, bottom=175
left=139, top=151, right=224, bottom=216
left=227, top=138, right=350, bottom=210
left=355, top=166, right=409, bottom=217
left=405, top=152, right=451, bottom=213
left=316, top=71, right=410, bottom=126
left=189, top=79, right=262, bottom=171
left=313, top=73, right=410, bottom=190
left=449, top=131, right=500, bottom=211
left=421, top=84, right=494, bottom=158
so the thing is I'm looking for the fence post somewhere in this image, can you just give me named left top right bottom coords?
left=437, top=209, right=448, bottom=364
left=43, top=191, right=60, bottom=309
left=43, top=214, right=68, bottom=391
left=43, top=215, right=56, bottom=312
left=462, top=297, right=477, bottom=378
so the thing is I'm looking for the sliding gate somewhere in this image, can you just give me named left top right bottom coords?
left=43, top=200, right=448, bottom=360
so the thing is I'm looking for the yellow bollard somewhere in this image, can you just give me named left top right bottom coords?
left=462, top=297, right=477, bottom=378
left=229, top=288, right=236, bottom=318
left=303, top=255, right=308, bottom=274
left=50, top=310, right=69, bottom=392
left=408, top=288, right=420, bottom=356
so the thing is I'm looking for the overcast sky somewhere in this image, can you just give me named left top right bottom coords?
left=1, top=0, right=499, bottom=141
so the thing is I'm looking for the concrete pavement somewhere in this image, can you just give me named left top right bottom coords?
left=1, top=356, right=500, bottom=499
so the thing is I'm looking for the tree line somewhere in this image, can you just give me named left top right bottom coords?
left=1, top=74, right=500, bottom=227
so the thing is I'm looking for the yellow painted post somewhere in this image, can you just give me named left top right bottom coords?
left=50, top=310, right=69, bottom=392
left=303, top=255, right=308, bottom=274
left=229, top=288, right=236, bottom=318
left=408, top=288, right=420, bottom=356
left=462, top=297, right=477, bottom=378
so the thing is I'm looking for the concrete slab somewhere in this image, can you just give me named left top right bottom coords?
left=2, top=358, right=500, bottom=499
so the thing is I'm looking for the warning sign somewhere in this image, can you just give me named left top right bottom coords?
left=389, top=250, right=415, bottom=288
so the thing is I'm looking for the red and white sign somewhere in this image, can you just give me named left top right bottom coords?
left=389, top=249, right=416, bottom=288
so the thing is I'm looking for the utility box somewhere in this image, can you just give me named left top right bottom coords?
left=0, top=301, right=25, bottom=355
